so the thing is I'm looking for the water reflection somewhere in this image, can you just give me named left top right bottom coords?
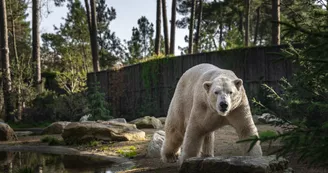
left=0, top=151, right=123, bottom=173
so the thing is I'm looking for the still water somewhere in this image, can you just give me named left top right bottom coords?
left=0, top=151, right=131, bottom=173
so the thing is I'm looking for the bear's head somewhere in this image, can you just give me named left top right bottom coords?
left=203, top=77, right=243, bottom=116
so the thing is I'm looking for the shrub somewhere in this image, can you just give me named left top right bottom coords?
left=52, top=92, right=89, bottom=121
left=240, top=43, right=328, bottom=167
left=87, top=80, right=111, bottom=121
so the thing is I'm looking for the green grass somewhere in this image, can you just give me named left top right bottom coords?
left=40, top=136, right=63, bottom=146
left=88, top=140, right=101, bottom=147
left=116, top=146, right=137, bottom=158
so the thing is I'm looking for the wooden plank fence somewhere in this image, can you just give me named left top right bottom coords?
left=87, top=44, right=302, bottom=121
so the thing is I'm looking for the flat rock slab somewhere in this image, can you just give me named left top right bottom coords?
left=42, top=121, right=71, bottom=135
left=180, top=155, right=290, bottom=173
left=62, top=121, right=145, bottom=144
left=14, top=131, right=34, bottom=137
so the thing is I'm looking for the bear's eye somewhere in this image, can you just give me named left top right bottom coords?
left=229, top=91, right=233, bottom=95
left=214, top=91, right=219, bottom=95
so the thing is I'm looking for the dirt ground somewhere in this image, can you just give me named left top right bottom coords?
left=2, top=125, right=327, bottom=173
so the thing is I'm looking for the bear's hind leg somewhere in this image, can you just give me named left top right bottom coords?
left=201, top=132, right=214, bottom=157
left=161, top=131, right=183, bottom=163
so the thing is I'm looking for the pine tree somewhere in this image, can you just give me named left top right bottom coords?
left=155, top=0, right=161, bottom=55
left=170, top=0, right=177, bottom=54
left=0, top=0, right=14, bottom=122
left=162, top=0, right=169, bottom=55
left=96, top=0, right=123, bottom=69
left=32, top=0, right=42, bottom=93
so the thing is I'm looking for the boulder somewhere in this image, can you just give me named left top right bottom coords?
left=79, top=114, right=92, bottom=122
left=0, top=119, right=3, bottom=123
left=130, top=116, right=163, bottom=129
left=158, top=117, right=166, bottom=125
left=109, top=118, right=127, bottom=124
left=42, top=121, right=71, bottom=135
left=147, top=130, right=165, bottom=158
left=62, top=121, right=145, bottom=144
left=0, top=123, right=17, bottom=141
left=180, top=155, right=290, bottom=173
left=252, top=115, right=262, bottom=125
left=258, top=113, right=284, bottom=124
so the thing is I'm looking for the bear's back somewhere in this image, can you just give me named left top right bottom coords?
left=179, top=63, right=238, bottom=88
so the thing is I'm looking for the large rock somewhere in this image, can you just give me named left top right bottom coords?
left=258, top=113, right=284, bottom=124
left=62, top=121, right=145, bottom=144
left=0, top=119, right=3, bottom=123
left=42, top=121, right=71, bottom=135
left=130, top=116, right=163, bottom=129
left=79, top=114, right=92, bottom=122
left=147, top=130, right=165, bottom=158
left=180, top=155, right=291, bottom=173
left=109, top=118, right=127, bottom=124
left=158, top=117, right=166, bottom=125
left=0, top=123, right=17, bottom=141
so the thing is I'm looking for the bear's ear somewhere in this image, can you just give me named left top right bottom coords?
left=234, top=79, right=243, bottom=90
left=203, top=81, right=212, bottom=93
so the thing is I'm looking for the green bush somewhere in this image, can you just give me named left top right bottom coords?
left=26, top=90, right=89, bottom=122
left=52, top=92, right=89, bottom=121
left=240, top=43, right=328, bottom=167
left=27, top=90, right=58, bottom=122
left=87, top=80, right=111, bottom=121
left=15, top=167, right=34, bottom=173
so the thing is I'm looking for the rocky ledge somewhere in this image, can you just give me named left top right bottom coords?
left=180, top=155, right=293, bottom=173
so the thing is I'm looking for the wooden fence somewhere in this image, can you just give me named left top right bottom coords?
left=87, top=44, right=302, bottom=121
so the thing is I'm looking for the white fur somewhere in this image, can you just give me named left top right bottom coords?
left=160, top=63, right=262, bottom=165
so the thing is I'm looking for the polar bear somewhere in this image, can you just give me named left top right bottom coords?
left=161, top=63, right=262, bottom=165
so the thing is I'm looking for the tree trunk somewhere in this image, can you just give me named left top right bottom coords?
left=90, top=0, right=100, bottom=72
left=259, top=30, right=263, bottom=46
left=10, top=1, right=22, bottom=121
left=84, top=0, right=92, bottom=72
left=219, top=22, right=223, bottom=49
left=155, top=0, right=162, bottom=55
left=244, top=0, right=250, bottom=46
left=194, top=0, right=203, bottom=53
left=170, top=0, right=177, bottom=54
left=219, top=2, right=223, bottom=49
left=0, top=0, right=14, bottom=122
left=32, top=0, right=42, bottom=93
left=238, top=11, right=243, bottom=37
left=162, top=0, right=169, bottom=55
left=271, top=0, right=280, bottom=45
left=188, top=0, right=196, bottom=54
left=254, top=7, right=260, bottom=45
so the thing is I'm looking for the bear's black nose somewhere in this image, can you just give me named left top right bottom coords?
left=220, top=102, right=228, bottom=111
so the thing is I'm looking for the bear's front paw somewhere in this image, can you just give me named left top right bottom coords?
left=201, top=152, right=214, bottom=158
left=162, top=153, right=179, bottom=163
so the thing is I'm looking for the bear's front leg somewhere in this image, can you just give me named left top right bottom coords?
left=179, top=123, right=205, bottom=165
left=236, top=125, right=263, bottom=156
left=228, top=107, right=263, bottom=156
left=201, top=132, right=214, bottom=157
